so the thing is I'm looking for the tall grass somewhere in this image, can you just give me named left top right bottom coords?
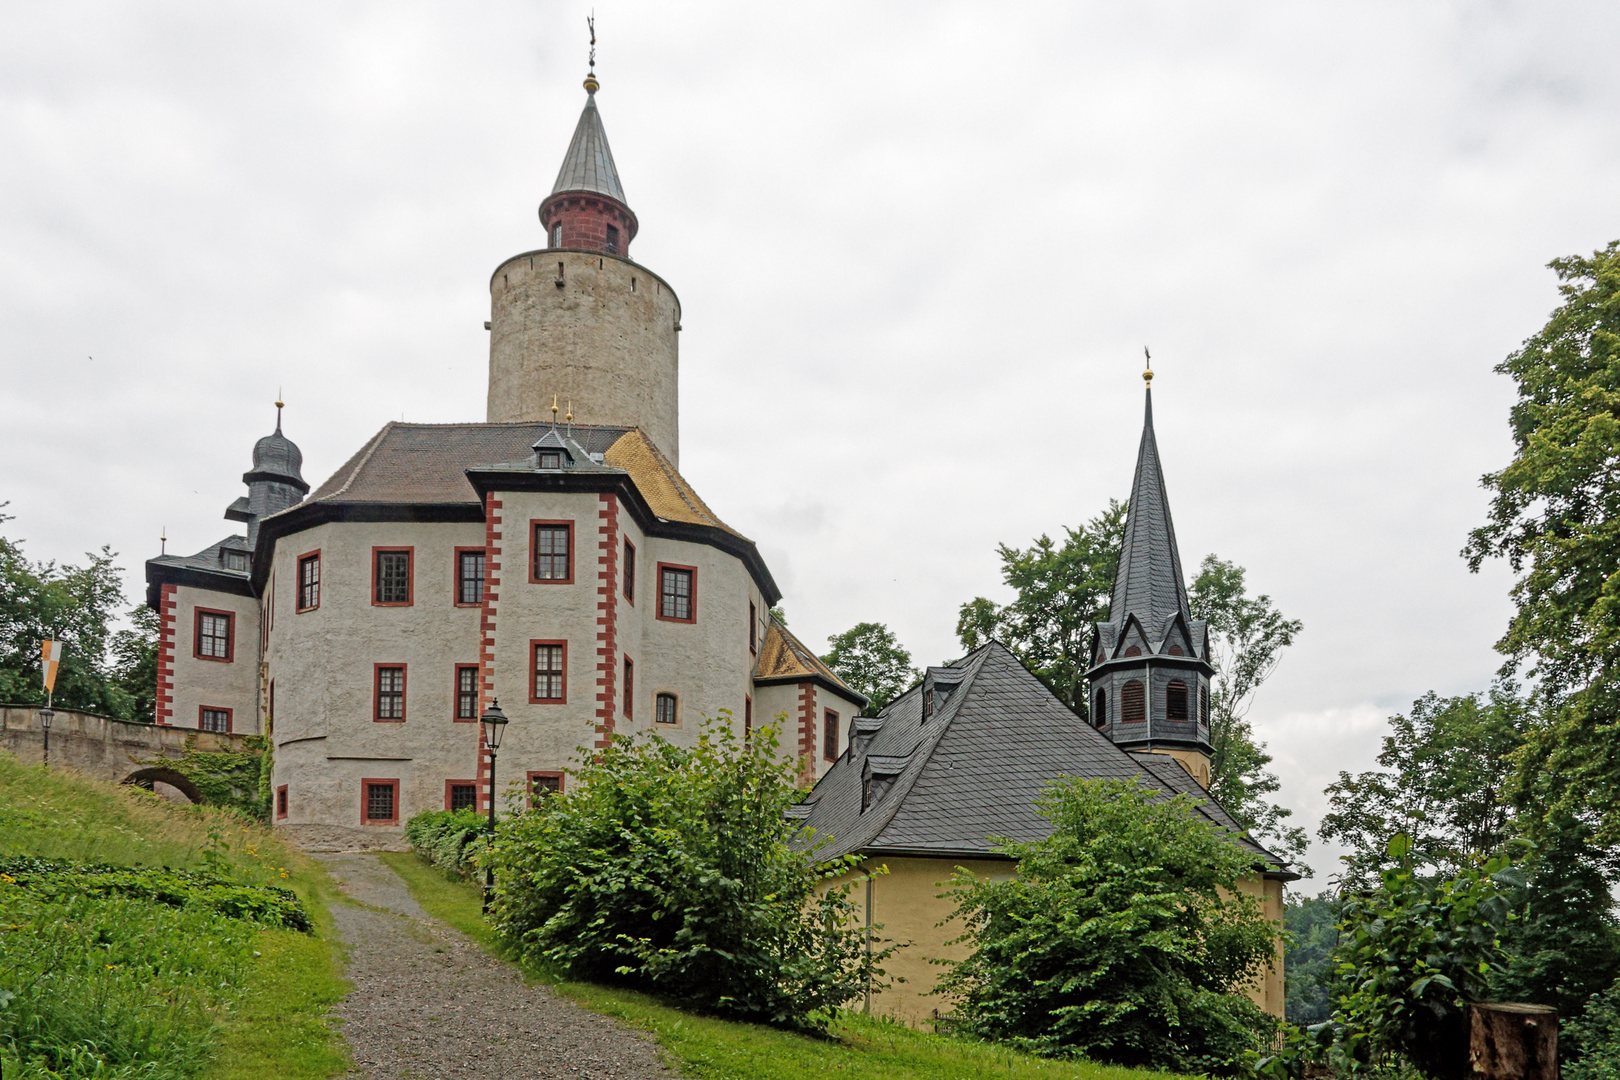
left=0, top=753, right=349, bottom=1080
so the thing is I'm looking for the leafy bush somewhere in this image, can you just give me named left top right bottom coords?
left=937, top=776, right=1281, bottom=1075
left=404, top=808, right=490, bottom=878
left=485, top=717, right=886, bottom=1030
left=1257, top=834, right=1517, bottom=1080
left=1283, top=891, right=1339, bottom=1025
left=0, top=856, right=310, bottom=931
left=1567, top=978, right=1620, bottom=1080
left=0, top=882, right=256, bottom=1078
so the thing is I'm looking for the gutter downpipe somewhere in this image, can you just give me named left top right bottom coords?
left=865, top=871, right=873, bottom=1014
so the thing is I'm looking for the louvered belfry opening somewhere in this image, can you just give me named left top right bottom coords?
left=1166, top=679, right=1190, bottom=721
left=1121, top=680, right=1146, bottom=723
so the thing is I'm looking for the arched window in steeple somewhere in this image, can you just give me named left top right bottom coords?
left=1166, top=680, right=1189, bottom=721
left=1121, top=680, right=1145, bottom=723
left=1200, top=686, right=1209, bottom=726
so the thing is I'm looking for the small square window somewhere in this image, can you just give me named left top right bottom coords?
left=365, top=782, right=397, bottom=823
left=655, top=692, right=678, bottom=725
left=449, top=784, right=477, bottom=812
left=539, top=451, right=562, bottom=470
left=224, top=550, right=249, bottom=572
left=195, top=610, right=233, bottom=661
left=200, top=707, right=231, bottom=733
left=529, top=772, right=563, bottom=804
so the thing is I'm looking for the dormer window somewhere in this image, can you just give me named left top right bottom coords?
left=539, top=451, right=562, bottom=470
left=224, top=550, right=248, bottom=572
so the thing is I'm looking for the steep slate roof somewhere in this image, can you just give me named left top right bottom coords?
left=1109, top=385, right=1190, bottom=628
left=795, top=642, right=1292, bottom=877
left=552, top=90, right=628, bottom=204
left=754, top=618, right=866, bottom=705
left=296, top=422, right=739, bottom=534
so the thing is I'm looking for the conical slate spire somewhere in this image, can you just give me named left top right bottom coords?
left=551, top=87, right=627, bottom=205
left=1109, top=382, right=1190, bottom=628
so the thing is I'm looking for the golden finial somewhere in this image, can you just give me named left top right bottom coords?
left=565, top=401, right=574, bottom=423
left=1143, top=345, right=1154, bottom=387
left=160, top=526, right=166, bottom=556
left=583, top=13, right=599, bottom=93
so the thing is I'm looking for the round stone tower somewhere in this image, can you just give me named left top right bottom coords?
left=486, top=72, right=682, bottom=466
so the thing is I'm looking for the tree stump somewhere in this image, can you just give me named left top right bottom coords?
left=1470, top=1003, right=1557, bottom=1079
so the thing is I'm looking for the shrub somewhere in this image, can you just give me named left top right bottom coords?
left=404, top=808, right=490, bottom=879
left=485, top=717, right=885, bottom=1030
left=936, top=776, right=1281, bottom=1075
left=0, top=882, right=257, bottom=1078
left=1567, top=978, right=1620, bottom=1080
left=0, top=856, right=310, bottom=931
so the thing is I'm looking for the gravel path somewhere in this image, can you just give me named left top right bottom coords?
left=316, top=854, right=679, bottom=1080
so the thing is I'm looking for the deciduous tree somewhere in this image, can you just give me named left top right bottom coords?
left=820, top=621, right=919, bottom=714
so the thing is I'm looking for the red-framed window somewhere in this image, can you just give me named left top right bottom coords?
left=824, top=708, right=839, bottom=762
left=372, top=547, right=414, bottom=606
left=744, top=696, right=752, bottom=740
left=276, top=784, right=288, bottom=819
left=361, top=779, right=400, bottom=825
left=623, top=538, right=636, bottom=603
left=296, top=550, right=321, bottom=611
left=622, top=656, right=633, bottom=719
left=530, top=641, right=567, bottom=703
left=374, top=664, right=407, bottom=721
left=749, top=601, right=757, bottom=654
left=528, top=771, right=564, bottom=805
left=445, top=780, right=478, bottom=812
left=655, top=692, right=678, bottom=725
left=454, top=664, right=479, bottom=721
left=199, top=706, right=232, bottom=734
left=194, top=608, right=234, bottom=661
left=268, top=679, right=275, bottom=736
left=455, top=548, right=486, bottom=606
left=657, top=564, right=696, bottom=623
left=529, top=521, right=573, bottom=583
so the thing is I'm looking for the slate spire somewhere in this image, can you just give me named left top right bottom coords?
left=1109, top=372, right=1191, bottom=629
left=550, top=80, right=628, bottom=205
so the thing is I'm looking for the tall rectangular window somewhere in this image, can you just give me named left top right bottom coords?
left=749, top=602, right=757, bottom=654
left=364, top=780, right=398, bottom=824
left=658, top=565, right=695, bottom=622
left=457, top=549, right=486, bottom=605
left=455, top=664, right=479, bottom=720
left=824, top=709, right=839, bottom=762
left=373, top=549, right=412, bottom=605
left=623, top=539, right=636, bottom=602
left=200, top=706, right=231, bottom=733
left=532, top=642, right=566, bottom=702
left=531, top=523, right=572, bottom=582
left=297, top=552, right=320, bottom=611
left=655, top=692, right=678, bottom=725
left=375, top=665, right=406, bottom=721
left=195, top=610, right=233, bottom=660
left=623, top=656, right=633, bottom=719
left=276, top=785, right=288, bottom=819
left=744, top=696, right=752, bottom=740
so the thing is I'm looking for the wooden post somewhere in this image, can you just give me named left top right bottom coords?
left=1470, top=1003, right=1556, bottom=1079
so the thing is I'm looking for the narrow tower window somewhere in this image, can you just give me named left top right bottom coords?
left=551, top=222, right=562, bottom=248
left=1166, top=679, right=1189, bottom=721
left=1093, top=688, right=1107, bottom=729
left=1121, top=680, right=1145, bottom=723
left=605, top=224, right=620, bottom=254
left=297, top=552, right=320, bottom=611
left=824, top=709, right=839, bottom=762
left=1200, top=686, right=1210, bottom=726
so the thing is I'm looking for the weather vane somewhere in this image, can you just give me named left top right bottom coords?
left=587, top=12, right=596, bottom=76
left=1143, top=346, right=1154, bottom=386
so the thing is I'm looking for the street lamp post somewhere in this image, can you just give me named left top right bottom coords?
left=479, top=699, right=508, bottom=914
left=39, top=704, right=53, bottom=766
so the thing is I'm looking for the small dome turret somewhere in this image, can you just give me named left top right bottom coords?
left=228, top=403, right=310, bottom=549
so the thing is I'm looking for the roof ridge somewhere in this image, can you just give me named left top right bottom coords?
left=310, top=422, right=394, bottom=504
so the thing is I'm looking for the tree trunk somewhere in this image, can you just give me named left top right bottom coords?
left=1470, top=1003, right=1557, bottom=1080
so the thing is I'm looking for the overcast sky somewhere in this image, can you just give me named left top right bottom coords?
left=4, top=1, right=1618, bottom=878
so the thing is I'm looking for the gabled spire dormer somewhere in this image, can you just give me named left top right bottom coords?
left=539, top=73, right=638, bottom=257
left=1085, top=366, right=1215, bottom=787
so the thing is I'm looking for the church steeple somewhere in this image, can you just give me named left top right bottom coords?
left=539, top=72, right=638, bottom=256
left=1086, top=364, right=1215, bottom=786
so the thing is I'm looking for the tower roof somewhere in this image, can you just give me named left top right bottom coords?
left=551, top=85, right=628, bottom=205
left=244, top=405, right=307, bottom=491
left=1109, top=381, right=1189, bottom=628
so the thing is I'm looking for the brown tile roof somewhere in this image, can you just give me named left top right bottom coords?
left=754, top=618, right=862, bottom=702
left=298, top=422, right=743, bottom=535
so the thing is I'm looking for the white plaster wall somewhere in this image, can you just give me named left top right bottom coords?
left=487, top=251, right=682, bottom=466
left=169, top=585, right=260, bottom=734
left=750, top=682, right=804, bottom=764
left=265, top=518, right=484, bottom=846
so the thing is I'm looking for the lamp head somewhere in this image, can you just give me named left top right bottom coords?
left=38, top=708, right=53, bottom=730
left=480, top=699, right=508, bottom=750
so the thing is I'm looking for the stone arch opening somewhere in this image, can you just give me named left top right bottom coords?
left=122, top=767, right=205, bottom=805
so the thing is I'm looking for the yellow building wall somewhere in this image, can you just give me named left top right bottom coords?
left=835, top=855, right=1285, bottom=1027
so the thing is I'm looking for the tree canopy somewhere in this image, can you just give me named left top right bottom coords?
left=820, top=621, right=920, bottom=714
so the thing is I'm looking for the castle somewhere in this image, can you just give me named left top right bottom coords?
left=145, top=67, right=1293, bottom=1016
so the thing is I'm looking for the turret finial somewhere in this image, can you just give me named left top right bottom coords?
left=275, top=391, right=285, bottom=433
left=583, top=12, right=599, bottom=93
left=550, top=393, right=560, bottom=426
left=1143, top=345, right=1153, bottom=387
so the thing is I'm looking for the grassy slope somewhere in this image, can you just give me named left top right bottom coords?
left=380, top=852, right=1193, bottom=1080
left=0, top=753, right=349, bottom=1079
